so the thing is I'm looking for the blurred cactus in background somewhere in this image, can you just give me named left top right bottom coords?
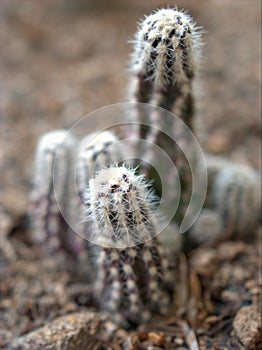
left=29, top=130, right=83, bottom=256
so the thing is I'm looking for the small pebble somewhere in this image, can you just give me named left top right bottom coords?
left=148, top=332, right=165, bottom=346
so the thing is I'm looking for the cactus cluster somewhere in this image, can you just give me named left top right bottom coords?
left=29, top=7, right=260, bottom=327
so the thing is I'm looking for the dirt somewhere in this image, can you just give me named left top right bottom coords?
left=1, top=1, right=261, bottom=349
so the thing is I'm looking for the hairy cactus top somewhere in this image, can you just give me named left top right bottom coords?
left=131, top=8, right=201, bottom=90
left=84, top=166, right=159, bottom=248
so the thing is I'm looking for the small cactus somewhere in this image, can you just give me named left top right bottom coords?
left=128, top=8, right=202, bottom=222
left=76, top=131, right=123, bottom=241
left=184, top=159, right=260, bottom=245
left=29, top=130, right=83, bottom=255
left=84, top=166, right=158, bottom=248
left=129, top=8, right=202, bottom=141
left=212, top=164, right=260, bottom=237
left=84, top=166, right=172, bottom=326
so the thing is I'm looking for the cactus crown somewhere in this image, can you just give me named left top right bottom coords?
left=131, top=8, right=201, bottom=88
left=85, top=166, right=159, bottom=248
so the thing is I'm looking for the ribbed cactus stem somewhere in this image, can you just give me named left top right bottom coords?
left=204, top=153, right=232, bottom=207
left=203, top=154, right=260, bottom=238
left=94, top=247, right=145, bottom=326
left=120, top=249, right=143, bottom=317
left=93, top=242, right=172, bottom=326
left=139, top=238, right=170, bottom=314
left=29, top=130, right=83, bottom=255
left=212, top=164, right=260, bottom=237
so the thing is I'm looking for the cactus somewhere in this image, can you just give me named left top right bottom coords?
left=29, top=130, right=83, bottom=256
left=84, top=166, right=159, bottom=248
left=76, top=131, right=122, bottom=204
left=204, top=153, right=232, bottom=207
left=129, top=8, right=201, bottom=145
left=212, top=164, right=260, bottom=238
left=85, top=166, right=172, bottom=325
left=76, top=131, right=124, bottom=243
left=203, top=154, right=260, bottom=239
left=128, top=8, right=202, bottom=222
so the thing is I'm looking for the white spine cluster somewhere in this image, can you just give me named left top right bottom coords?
left=85, top=166, right=158, bottom=248
left=131, top=8, right=201, bottom=91
left=30, top=130, right=83, bottom=255
left=129, top=8, right=202, bottom=145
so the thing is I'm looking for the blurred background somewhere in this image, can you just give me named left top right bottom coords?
left=1, top=0, right=261, bottom=219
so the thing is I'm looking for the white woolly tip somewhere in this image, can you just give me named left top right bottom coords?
left=84, top=166, right=159, bottom=248
left=131, top=8, right=202, bottom=88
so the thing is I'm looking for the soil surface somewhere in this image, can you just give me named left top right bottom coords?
left=1, top=1, right=261, bottom=349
